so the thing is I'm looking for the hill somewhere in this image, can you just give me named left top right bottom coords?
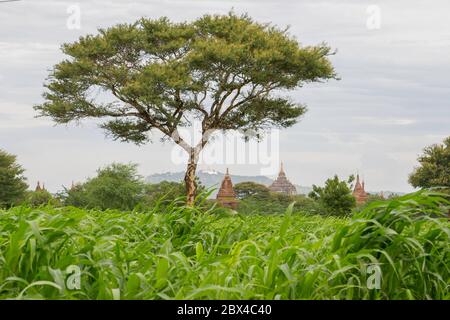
left=147, top=170, right=273, bottom=193
left=146, top=170, right=404, bottom=197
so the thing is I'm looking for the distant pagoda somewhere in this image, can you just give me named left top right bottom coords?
left=269, top=162, right=296, bottom=196
left=216, top=168, right=238, bottom=209
left=352, top=174, right=368, bottom=204
left=35, top=181, right=46, bottom=192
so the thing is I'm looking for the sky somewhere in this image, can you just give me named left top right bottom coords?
left=0, top=0, right=449, bottom=193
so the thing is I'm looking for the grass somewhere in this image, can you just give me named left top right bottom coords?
left=0, top=190, right=448, bottom=299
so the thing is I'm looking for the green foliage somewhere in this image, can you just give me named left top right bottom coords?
left=234, top=182, right=270, bottom=200
left=234, top=182, right=322, bottom=215
left=238, top=195, right=289, bottom=215
left=24, top=190, right=59, bottom=208
left=59, top=183, right=86, bottom=208
left=0, top=149, right=28, bottom=208
left=0, top=191, right=447, bottom=299
left=329, top=190, right=449, bottom=299
left=140, top=178, right=207, bottom=208
left=354, top=193, right=392, bottom=213
left=309, top=175, right=356, bottom=216
left=365, top=193, right=386, bottom=203
left=34, top=13, right=337, bottom=203
left=236, top=183, right=294, bottom=214
left=292, top=194, right=323, bottom=215
left=409, top=136, right=450, bottom=189
left=35, top=13, right=335, bottom=143
left=59, top=168, right=205, bottom=210
left=59, top=163, right=145, bottom=211
left=143, top=181, right=186, bottom=206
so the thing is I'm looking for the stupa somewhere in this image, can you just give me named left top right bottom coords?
left=269, top=162, right=297, bottom=195
left=352, top=174, right=368, bottom=204
left=216, top=168, right=238, bottom=209
left=35, top=181, right=46, bottom=192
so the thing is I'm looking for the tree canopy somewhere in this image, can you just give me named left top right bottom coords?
left=234, top=181, right=271, bottom=200
left=25, top=189, right=59, bottom=207
left=35, top=13, right=337, bottom=204
left=0, top=149, right=28, bottom=208
left=308, top=175, right=356, bottom=216
left=61, top=163, right=145, bottom=211
left=409, top=136, right=450, bottom=189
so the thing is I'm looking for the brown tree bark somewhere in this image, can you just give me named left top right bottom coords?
left=184, top=148, right=198, bottom=206
left=176, top=128, right=213, bottom=206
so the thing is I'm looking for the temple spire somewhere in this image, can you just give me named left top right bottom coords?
left=269, top=161, right=296, bottom=195
left=216, top=168, right=238, bottom=209
left=352, top=172, right=368, bottom=204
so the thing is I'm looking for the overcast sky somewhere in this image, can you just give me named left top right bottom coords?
left=0, top=0, right=449, bottom=193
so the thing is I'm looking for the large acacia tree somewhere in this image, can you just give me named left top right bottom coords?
left=35, top=13, right=336, bottom=205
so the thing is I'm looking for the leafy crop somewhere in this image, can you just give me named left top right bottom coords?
left=0, top=191, right=448, bottom=299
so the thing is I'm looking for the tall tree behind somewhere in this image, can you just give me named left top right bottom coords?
left=0, top=149, right=28, bottom=207
left=308, top=175, right=356, bottom=216
left=61, top=163, right=145, bottom=211
left=35, top=13, right=337, bottom=205
left=409, top=136, right=450, bottom=189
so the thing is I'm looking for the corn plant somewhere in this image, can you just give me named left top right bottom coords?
left=0, top=190, right=448, bottom=299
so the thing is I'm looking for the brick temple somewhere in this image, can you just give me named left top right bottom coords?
left=352, top=174, right=368, bottom=204
left=269, top=162, right=297, bottom=196
left=216, top=168, right=238, bottom=209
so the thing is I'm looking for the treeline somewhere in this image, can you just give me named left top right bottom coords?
left=235, top=178, right=387, bottom=216
left=0, top=151, right=382, bottom=216
left=0, top=159, right=192, bottom=211
left=1, top=135, right=448, bottom=216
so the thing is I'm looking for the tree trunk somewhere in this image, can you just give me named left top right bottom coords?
left=184, top=149, right=198, bottom=206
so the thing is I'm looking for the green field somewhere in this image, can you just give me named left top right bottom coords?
left=0, top=191, right=448, bottom=300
